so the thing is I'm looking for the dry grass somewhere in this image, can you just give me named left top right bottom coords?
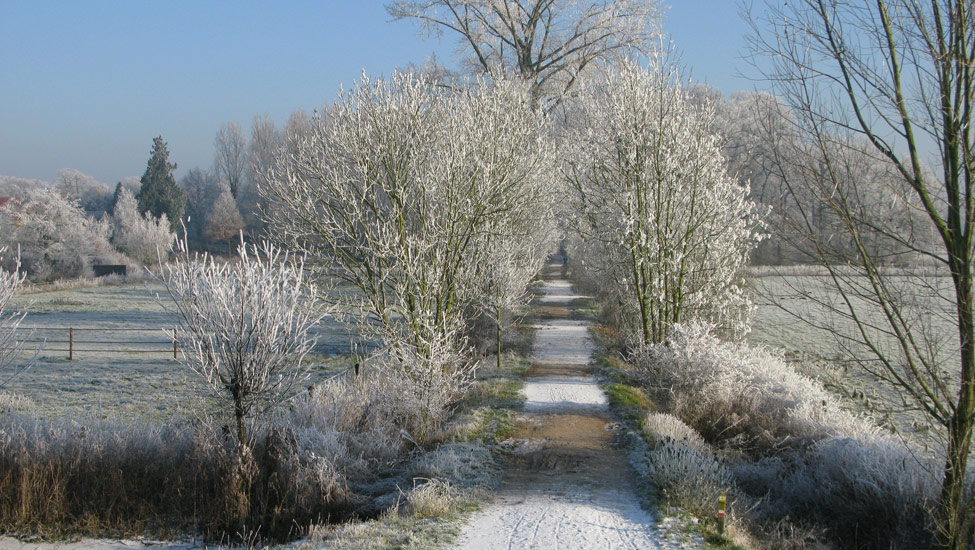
left=625, top=323, right=941, bottom=549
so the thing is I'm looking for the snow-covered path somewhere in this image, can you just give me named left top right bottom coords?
left=454, top=264, right=675, bottom=550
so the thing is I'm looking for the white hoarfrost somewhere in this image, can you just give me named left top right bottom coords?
left=567, top=58, right=765, bottom=345
left=160, top=235, right=327, bottom=444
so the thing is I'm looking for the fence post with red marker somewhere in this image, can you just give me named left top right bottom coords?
left=717, top=493, right=727, bottom=534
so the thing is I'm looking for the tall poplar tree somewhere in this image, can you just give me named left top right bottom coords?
left=137, top=136, right=185, bottom=232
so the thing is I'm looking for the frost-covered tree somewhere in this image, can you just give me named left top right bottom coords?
left=161, top=236, right=326, bottom=445
left=747, top=2, right=975, bottom=544
left=137, top=136, right=185, bottom=232
left=477, top=228, right=552, bottom=368
left=263, top=72, right=553, bottom=404
left=111, top=187, right=174, bottom=266
left=0, top=250, right=34, bottom=388
left=283, top=109, right=312, bottom=155
left=204, top=187, right=245, bottom=252
left=55, top=169, right=111, bottom=216
left=567, top=60, right=764, bottom=344
left=0, top=189, right=115, bottom=281
left=388, top=0, right=662, bottom=108
left=179, top=168, right=222, bottom=245
left=241, top=115, right=281, bottom=237
left=0, top=175, right=51, bottom=198
left=214, top=122, right=247, bottom=200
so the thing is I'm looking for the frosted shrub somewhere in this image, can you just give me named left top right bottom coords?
left=643, top=412, right=710, bottom=454
left=287, top=377, right=406, bottom=479
left=359, top=346, right=475, bottom=444
left=404, top=478, right=458, bottom=518
left=742, top=436, right=938, bottom=548
left=642, top=412, right=734, bottom=515
left=407, top=442, right=497, bottom=488
left=634, top=322, right=879, bottom=454
left=110, top=186, right=174, bottom=266
left=0, top=250, right=38, bottom=389
left=634, top=322, right=938, bottom=547
left=162, top=235, right=327, bottom=445
left=0, top=414, right=354, bottom=541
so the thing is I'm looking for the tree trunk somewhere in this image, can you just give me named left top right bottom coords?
left=231, top=384, right=247, bottom=446
left=939, top=266, right=975, bottom=549
left=496, top=305, right=503, bottom=370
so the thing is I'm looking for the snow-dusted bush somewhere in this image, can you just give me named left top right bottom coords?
left=735, top=436, right=938, bottom=548
left=162, top=236, right=326, bottom=445
left=407, top=441, right=497, bottom=489
left=111, top=186, right=174, bottom=266
left=0, top=250, right=34, bottom=389
left=643, top=412, right=710, bottom=454
left=633, top=322, right=879, bottom=454
left=633, top=322, right=939, bottom=547
left=0, top=189, right=116, bottom=281
left=642, top=412, right=734, bottom=516
left=55, top=168, right=112, bottom=216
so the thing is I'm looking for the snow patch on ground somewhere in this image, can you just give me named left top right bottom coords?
left=523, top=376, right=607, bottom=413
left=457, top=487, right=664, bottom=550
left=455, top=272, right=700, bottom=549
left=535, top=280, right=590, bottom=304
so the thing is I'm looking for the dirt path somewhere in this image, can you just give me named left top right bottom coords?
left=454, top=261, right=676, bottom=550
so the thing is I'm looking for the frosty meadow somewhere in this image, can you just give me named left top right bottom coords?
left=2, top=1, right=975, bottom=549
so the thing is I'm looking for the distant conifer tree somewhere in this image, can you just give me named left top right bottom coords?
left=137, top=136, right=185, bottom=232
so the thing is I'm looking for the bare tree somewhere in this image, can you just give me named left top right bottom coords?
left=282, top=109, right=312, bottom=156
left=388, top=0, right=661, bottom=108
left=161, top=235, right=326, bottom=445
left=179, top=167, right=222, bottom=245
left=748, top=1, right=975, bottom=546
left=55, top=169, right=111, bottom=215
left=214, top=122, right=247, bottom=200
left=567, top=59, right=764, bottom=345
left=242, top=115, right=281, bottom=237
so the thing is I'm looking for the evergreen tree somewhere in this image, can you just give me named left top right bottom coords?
left=137, top=136, right=185, bottom=232
left=109, top=182, right=124, bottom=215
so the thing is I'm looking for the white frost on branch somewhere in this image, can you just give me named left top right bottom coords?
left=161, top=235, right=328, bottom=444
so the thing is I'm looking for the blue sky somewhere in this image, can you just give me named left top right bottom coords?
left=0, top=1, right=765, bottom=185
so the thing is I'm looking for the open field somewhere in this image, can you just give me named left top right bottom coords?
left=3, top=280, right=359, bottom=419
left=748, top=269, right=957, bottom=449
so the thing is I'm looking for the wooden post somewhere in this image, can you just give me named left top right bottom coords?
left=173, top=329, right=178, bottom=359
left=69, top=327, right=73, bottom=361
left=717, top=493, right=727, bottom=534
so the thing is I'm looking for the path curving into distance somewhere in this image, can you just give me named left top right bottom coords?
left=454, top=259, right=677, bottom=550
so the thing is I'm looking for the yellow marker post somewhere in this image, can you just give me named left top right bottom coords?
left=717, top=494, right=727, bottom=534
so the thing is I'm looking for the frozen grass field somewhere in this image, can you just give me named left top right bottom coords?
left=749, top=270, right=957, bottom=447
left=4, top=280, right=356, bottom=419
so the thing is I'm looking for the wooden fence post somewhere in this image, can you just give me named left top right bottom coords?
left=69, top=327, right=73, bottom=361
left=173, top=328, right=178, bottom=359
left=717, top=493, right=727, bottom=534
